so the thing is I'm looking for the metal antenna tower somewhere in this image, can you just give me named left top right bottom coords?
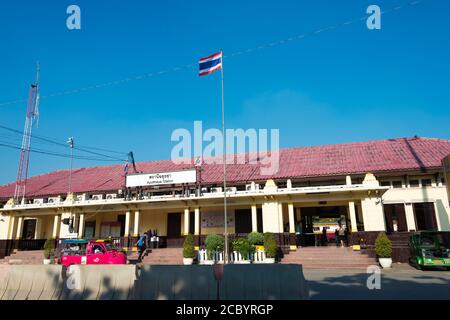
left=14, top=64, right=40, bottom=203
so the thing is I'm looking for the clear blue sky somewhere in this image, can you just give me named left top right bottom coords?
left=0, top=0, right=449, bottom=185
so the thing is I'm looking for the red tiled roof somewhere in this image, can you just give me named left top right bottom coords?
left=0, top=137, right=449, bottom=199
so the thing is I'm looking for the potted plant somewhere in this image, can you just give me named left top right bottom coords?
left=231, top=238, right=253, bottom=264
left=182, top=234, right=196, bottom=265
left=375, top=232, right=392, bottom=268
left=263, top=232, right=277, bottom=264
left=205, top=234, right=224, bottom=264
left=43, top=238, right=55, bottom=265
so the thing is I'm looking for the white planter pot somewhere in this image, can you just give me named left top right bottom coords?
left=183, top=258, right=194, bottom=265
left=43, top=259, right=51, bottom=265
left=264, top=258, right=275, bottom=264
left=379, top=258, right=392, bottom=268
left=203, top=260, right=214, bottom=265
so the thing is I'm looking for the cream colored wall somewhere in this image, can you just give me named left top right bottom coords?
left=0, top=214, right=12, bottom=239
left=139, top=209, right=168, bottom=236
left=198, top=205, right=238, bottom=235
left=382, top=186, right=450, bottom=231
left=37, top=215, right=54, bottom=239
left=360, top=197, right=386, bottom=231
left=262, top=201, right=282, bottom=233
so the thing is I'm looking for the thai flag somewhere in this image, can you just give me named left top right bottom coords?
left=198, top=51, right=222, bottom=76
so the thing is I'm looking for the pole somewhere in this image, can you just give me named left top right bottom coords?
left=67, top=137, right=74, bottom=194
left=220, top=50, right=228, bottom=264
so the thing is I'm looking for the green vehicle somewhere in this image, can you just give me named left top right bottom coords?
left=409, top=231, right=450, bottom=270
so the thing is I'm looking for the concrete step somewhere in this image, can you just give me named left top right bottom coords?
left=281, top=247, right=377, bottom=269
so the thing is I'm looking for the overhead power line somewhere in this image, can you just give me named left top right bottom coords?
left=0, top=124, right=128, bottom=162
left=0, top=141, right=124, bottom=162
left=0, top=0, right=426, bottom=107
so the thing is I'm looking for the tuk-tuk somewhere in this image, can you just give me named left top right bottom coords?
left=59, top=239, right=127, bottom=267
left=409, top=231, right=450, bottom=270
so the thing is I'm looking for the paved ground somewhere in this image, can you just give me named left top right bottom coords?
left=304, top=263, right=450, bottom=300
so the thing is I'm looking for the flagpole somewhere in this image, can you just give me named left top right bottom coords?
left=220, top=50, right=228, bottom=264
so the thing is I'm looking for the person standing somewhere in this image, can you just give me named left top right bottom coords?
left=337, top=224, right=346, bottom=248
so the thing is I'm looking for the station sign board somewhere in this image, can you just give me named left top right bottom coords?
left=126, top=169, right=196, bottom=187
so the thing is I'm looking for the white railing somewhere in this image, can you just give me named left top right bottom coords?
left=251, top=249, right=266, bottom=263
left=198, top=249, right=266, bottom=264
left=198, top=249, right=224, bottom=264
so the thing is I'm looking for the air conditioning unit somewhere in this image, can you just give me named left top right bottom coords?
left=245, top=183, right=260, bottom=191
left=211, top=187, right=222, bottom=193
left=106, top=193, right=117, bottom=200
left=76, top=194, right=88, bottom=201
left=91, top=194, right=104, bottom=201
left=33, top=198, right=44, bottom=204
left=47, top=196, right=61, bottom=204
left=226, top=187, right=237, bottom=193
left=201, top=187, right=209, bottom=193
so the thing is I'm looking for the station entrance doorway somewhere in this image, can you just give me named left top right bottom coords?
left=299, top=206, right=350, bottom=247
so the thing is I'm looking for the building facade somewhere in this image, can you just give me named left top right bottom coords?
left=0, top=137, right=449, bottom=251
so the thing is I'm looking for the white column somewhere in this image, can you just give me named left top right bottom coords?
left=184, top=208, right=190, bottom=235
left=278, top=202, right=284, bottom=233
left=78, top=213, right=85, bottom=237
left=194, top=207, right=200, bottom=235
left=404, top=203, right=416, bottom=231
left=72, top=213, right=78, bottom=234
left=288, top=203, right=295, bottom=234
left=348, top=201, right=358, bottom=232
left=346, top=175, right=352, bottom=185
left=52, top=215, right=60, bottom=238
left=251, top=204, right=258, bottom=232
left=124, top=211, right=131, bottom=236
left=133, top=210, right=140, bottom=236
left=8, top=215, right=16, bottom=239
left=433, top=202, right=442, bottom=231
left=94, top=214, right=102, bottom=238
left=16, top=216, right=23, bottom=239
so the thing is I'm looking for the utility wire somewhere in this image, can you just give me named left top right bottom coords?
left=0, top=124, right=128, bottom=161
left=0, top=0, right=426, bottom=107
left=0, top=141, right=124, bottom=162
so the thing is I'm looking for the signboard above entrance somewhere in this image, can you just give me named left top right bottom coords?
left=126, top=169, right=197, bottom=187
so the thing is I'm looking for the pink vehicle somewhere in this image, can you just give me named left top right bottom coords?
left=59, top=239, right=127, bottom=267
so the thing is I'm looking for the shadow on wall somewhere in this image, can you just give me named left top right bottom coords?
left=1, top=264, right=310, bottom=300
left=436, top=200, right=450, bottom=231
left=306, top=271, right=450, bottom=300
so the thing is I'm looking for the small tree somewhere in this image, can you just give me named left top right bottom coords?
left=205, top=234, right=224, bottom=260
left=247, top=232, right=264, bottom=246
left=43, top=238, right=56, bottom=260
left=375, top=232, right=392, bottom=258
left=263, top=233, right=277, bottom=259
left=183, top=234, right=196, bottom=259
left=232, top=238, right=253, bottom=260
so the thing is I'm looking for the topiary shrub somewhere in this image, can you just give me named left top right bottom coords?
left=183, top=234, right=196, bottom=258
left=232, top=238, right=253, bottom=260
left=375, top=232, right=392, bottom=258
left=205, top=234, right=224, bottom=260
left=247, top=232, right=264, bottom=246
left=43, top=238, right=56, bottom=260
left=263, top=232, right=277, bottom=258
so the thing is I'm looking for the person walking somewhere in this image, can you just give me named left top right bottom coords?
left=136, top=233, right=148, bottom=262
